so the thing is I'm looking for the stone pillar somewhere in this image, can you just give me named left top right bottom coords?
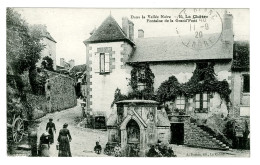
left=28, top=131, right=38, bottom=157
left=121, top=129, right=127, bottom=150
left=139, top=129, right=146, bottom=157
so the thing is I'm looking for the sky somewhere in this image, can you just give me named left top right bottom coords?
left=14, top=8, right=249, bottom=65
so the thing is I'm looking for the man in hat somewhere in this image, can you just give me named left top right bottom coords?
left=46, top=118, right=56, bottom=144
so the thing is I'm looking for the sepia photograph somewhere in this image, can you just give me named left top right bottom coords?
left=5, top=7, right=250, bottom=158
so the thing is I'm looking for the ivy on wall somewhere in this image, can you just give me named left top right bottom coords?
left=111, top=62, right=231, bottom=112
left=111, top=63, right=155, bottom=107
left=128, top=63, right=155, bottom=100
left=156, top=63, right=231, bottom=110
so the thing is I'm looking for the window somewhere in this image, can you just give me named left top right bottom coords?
left=195, top=92, right=209, bottom=113
left=100, top=53, right=105, bottom=72
left=176, top=96, right=186, bottom=110
left=94, top=53, right=110, bottom=73
left=243, top=74, right=250, bottom=93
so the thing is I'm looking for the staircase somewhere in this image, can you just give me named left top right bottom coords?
left=184, top=123, right=230, bottom=150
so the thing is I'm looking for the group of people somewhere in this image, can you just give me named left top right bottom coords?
left=147, top=144, right=176, bottom=157
left=38, top=118, right=72, bottom=157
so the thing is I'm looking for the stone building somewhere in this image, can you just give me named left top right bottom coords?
left=56, top=58, right=75, bottom=74
left=83, top=11, right=248, bottom=151
left=31, top=25, right=57, bottom=70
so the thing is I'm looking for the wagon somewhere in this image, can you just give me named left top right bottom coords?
left=7, top=114, right=27, bottom=143
left=7, top=74, right=29, bottom=144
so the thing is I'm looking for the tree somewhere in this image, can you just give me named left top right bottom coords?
left=6, top=8, right=45, bottom=94
left=41, top=56, right=54, bottom=71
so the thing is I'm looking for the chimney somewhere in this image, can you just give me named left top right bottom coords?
left=138, top=29, right=144, bottom=38
left=122, top=17, right=134, bottom=41
left=222, top=10, right=234, bottom=43
left=129, top=21, right=134, bottom=41
left=60, top=58, right=65, bottom=67
left=122, top=17, right=129, bottom=38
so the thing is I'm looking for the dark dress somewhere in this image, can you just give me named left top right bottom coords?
left=57, top=128, right=72, bottom=157
left=46, top=122, right=56, bottom=143
left=38, top=134, right=50, bottom=157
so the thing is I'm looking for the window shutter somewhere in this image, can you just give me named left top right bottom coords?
left=105, top=53, right=110, bottom=72
left=94, top=53, right=100, bottom=73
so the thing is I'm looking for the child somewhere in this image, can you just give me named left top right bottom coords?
left=94, top=141, right=102, bottom=154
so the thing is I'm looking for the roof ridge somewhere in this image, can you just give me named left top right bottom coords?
left=84, top=15, right=135, bottom=46
left=109, top=15, right=129, bottom=39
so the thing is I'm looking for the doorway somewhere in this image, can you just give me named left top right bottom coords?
left=126, top=119, right=140, bottom=156
left=170, top=123, right=184, bottom=145
left=94, top=116, right=106, bottom=129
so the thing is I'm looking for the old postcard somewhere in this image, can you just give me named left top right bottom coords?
left=6, top=8, right=250, bottom=157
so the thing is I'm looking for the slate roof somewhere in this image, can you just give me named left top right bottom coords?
left=84, top=15, right=134, bottom=45
left=106, top=113, right=117, bottom=126
left=30, top=24, right=57, bottom=43
left=128, top=34, right=233, bottom=62
left=70, top=64, right=87, bottom=74
left=43, top=32, right=56, bottom=43
left=232, top=41, right=250, bottom=71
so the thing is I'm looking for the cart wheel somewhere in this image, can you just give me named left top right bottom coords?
left=12, top=117, right=24, bottom=143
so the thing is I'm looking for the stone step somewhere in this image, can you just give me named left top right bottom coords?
left=186, top=123, right=230, bottom=150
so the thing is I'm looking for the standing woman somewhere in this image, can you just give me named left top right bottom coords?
left=57, top=123, right=72, bottom=157
left=46, top=118, right=56, bottom=144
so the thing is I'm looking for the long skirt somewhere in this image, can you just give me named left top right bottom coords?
left=48, top=129, right=54, bottom=144
left=58, top=136, right=71, bottom=157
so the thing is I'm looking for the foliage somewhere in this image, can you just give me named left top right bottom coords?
left=6, top=8, right=44, bottom=75
left=232, top=41, right=250, bottom=71
left=223, top=118, right=250, bottom=149
left=128, top=63, right=155, bottom=99
left=156, top=63, right=231, bottom=110
left=111, top=63, right=155, bottom=106
left=111, top=88, right=128, bottom=107
left=41, top=56, right=54, bottom=71
left=28, top=68, right=48, bottom=95
left=7, top=8, right=46, bottom=95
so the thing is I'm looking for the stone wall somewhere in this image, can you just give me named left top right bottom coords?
left=45, top=73, right=77, bottom=112
left=26, top=93, right=48, bottom=119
